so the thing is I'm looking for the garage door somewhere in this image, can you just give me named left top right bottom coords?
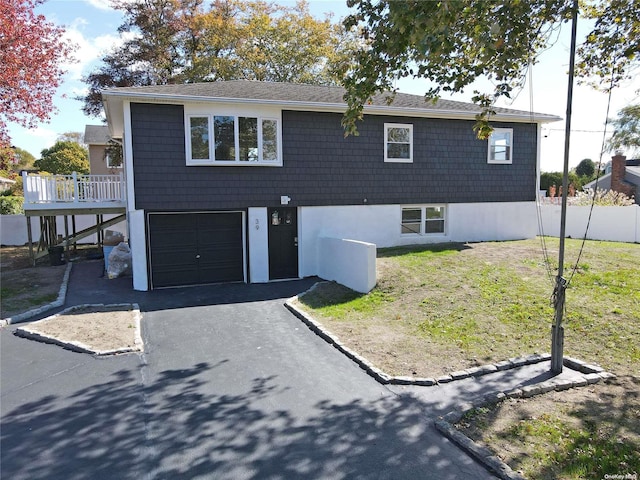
left=148, top=212, right=244, bottom=288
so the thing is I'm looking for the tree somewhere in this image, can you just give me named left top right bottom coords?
left=607, top=104, right=640, bottom=154
left=574, top=158, right=595, bottom=178
left=342, top=0, right=640, bottom=138
left=35, top=141, right=90, bottom=175
left=0, top=0, right=75, bottom=150
left=58, top=131, right=85, bottom=144
left=234, top=1, right=355, bottom=84
left=80, top=0, right=355, bottom=116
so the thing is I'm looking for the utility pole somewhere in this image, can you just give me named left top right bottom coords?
left=551, top=0, right=579, bottom=374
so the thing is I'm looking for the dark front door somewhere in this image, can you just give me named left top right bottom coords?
left=268, top=207, right=298, bottom=280
left=148, top=212, right=244, bottom=288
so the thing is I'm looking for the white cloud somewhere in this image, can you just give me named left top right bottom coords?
left=84, top=0, right=114, bottom=11
left=61, top=24, right=127, bottom=81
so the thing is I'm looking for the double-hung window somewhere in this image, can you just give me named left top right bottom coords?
left=384, top=123, right=413, bottom=163
left=187, top=114, right=281, bottom=166
left=401, top=206, right=446, bottom=235
left=488, top=128, right=513, bottom=164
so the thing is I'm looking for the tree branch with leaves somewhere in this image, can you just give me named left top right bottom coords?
left=342, top=0, right=639, bottom=138
left=0, top=0, right=75, bottom=151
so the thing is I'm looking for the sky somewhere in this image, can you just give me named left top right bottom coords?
left=7, top=0, right=639, bottom=172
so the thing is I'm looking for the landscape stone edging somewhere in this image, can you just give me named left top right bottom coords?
left=13, top=303, right=144, bottom=356
left=1, top=261, right=73, bottom=326
left=285, top=283, right=552, bottom=387
left=285, top=283, right=617, bottom=480
left=434, top=363, right=616, bottom=480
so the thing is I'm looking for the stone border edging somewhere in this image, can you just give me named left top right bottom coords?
left=434, top=361, right=615, bottom=480
left=285, top=283, right=552, bottom=387
left=286, top=283, right=617, bottom=480
left=14, top=303, right=144, bottom=356
left=1, top=262, right=73, bottom=326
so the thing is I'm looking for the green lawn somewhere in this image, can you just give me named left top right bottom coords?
left=295, top=237, right=640, bottom=480
left=297, top=238, right=639, bottom=377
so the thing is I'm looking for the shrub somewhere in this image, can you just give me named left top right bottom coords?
left=0, top=196, right=24, bottom=214
left=571, top=188, right=635, bottom=206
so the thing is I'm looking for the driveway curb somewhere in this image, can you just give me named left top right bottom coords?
left=286, top=282, right=616, bottom=480
left=1, top=262, right=73, bottom=326
left=434, top=361, right=615, bottom=480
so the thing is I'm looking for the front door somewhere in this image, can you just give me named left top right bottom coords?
left=268, top=207, right=298, bottom=280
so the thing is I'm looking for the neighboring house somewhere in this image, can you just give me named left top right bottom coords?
left=102, top=80, right=560, bottom=291
left=84, top=124, right=121, bottom=174
left=584, top=154, right=639, bottom=204
left=0, top=176, right=16, bottom=193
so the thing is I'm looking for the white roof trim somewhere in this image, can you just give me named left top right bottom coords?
left=102, top=89, right=561, bottom=127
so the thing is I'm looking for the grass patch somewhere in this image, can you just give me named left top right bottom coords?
left=504, top=413, right=639, bottom=478
left=458, top=376, right=640, bottom=480
left=297, top=238, right=640, bottom=377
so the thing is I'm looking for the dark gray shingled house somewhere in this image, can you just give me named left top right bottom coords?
left=102, top=80, right=560, bottom=290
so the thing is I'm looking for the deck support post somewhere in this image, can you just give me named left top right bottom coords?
left=26, top=215, right=35, bottom=266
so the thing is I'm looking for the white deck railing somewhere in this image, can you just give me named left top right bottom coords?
left=23, top=172, right=126, bottom=207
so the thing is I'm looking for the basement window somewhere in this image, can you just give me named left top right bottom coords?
left=401, top=206, right=446, bottom=235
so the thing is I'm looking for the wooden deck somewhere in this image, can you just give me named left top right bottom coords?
left=23, top=172, right=126, bottom=216
left=22, top=172, right=127, bottom=263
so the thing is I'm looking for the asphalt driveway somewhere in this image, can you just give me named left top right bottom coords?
left=1, top=261, right=500, bottom=479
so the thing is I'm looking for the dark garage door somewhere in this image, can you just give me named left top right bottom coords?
left=148, top=212, right=244, bottom=288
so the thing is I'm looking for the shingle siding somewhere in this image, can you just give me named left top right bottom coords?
left=131, top=103, right=538, bottom=210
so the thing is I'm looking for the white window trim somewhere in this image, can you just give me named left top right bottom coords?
left=185, top=113, right=282, bottom=167
left=400, top=205, right=447, bottom=236
left=487, top=128, right=513, bottom=164
left=384, top=123, right=413, bottom=163
left=105, top=152, right=122, bottom=168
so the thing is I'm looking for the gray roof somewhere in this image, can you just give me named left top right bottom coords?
left=103, top=80, right=558, bottom=120
left=584, top=164, right=640, bottom=190
left=84, top=125, right=110, bottom=145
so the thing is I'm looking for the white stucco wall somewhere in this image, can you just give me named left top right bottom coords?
left=447, top=202, right=538, bottom=242
left=298, top=202, right=537, bottom=277
left=317, top=237, right=376, bottom=293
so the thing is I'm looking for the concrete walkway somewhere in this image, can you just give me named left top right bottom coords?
left=0, top=261, right=583, bottom=479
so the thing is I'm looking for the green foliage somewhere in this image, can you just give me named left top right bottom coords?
left=607, top=104, right=640, bottom=155
left=540, top=171, right=585, bottom=194
left=0, top=196, right=24, bottom=214
left=540, top=171, right=563, bottom=193
left=574, top=158, right=595, bottom=178
left=81, top=0, right=357, bottom=116
left=104, top=140, right=123, bottom=168
left=342, top=0, right=640, bottom=137
left=35, top=140, right=90, bottom=175
left=0, top=146, right=35, bottom=173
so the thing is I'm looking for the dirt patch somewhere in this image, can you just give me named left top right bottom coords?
left=1, top=245, right=67, bottom=319
left=1, top=264, right=67, bottom=319
left=16, top=305, right=143, bottom=354
left=1, top=245, right=104, bottom=319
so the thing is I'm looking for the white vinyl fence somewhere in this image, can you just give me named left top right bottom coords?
left=1, top=214, right=127, bottom=246
left=538, top=205, right=639, bottom=243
